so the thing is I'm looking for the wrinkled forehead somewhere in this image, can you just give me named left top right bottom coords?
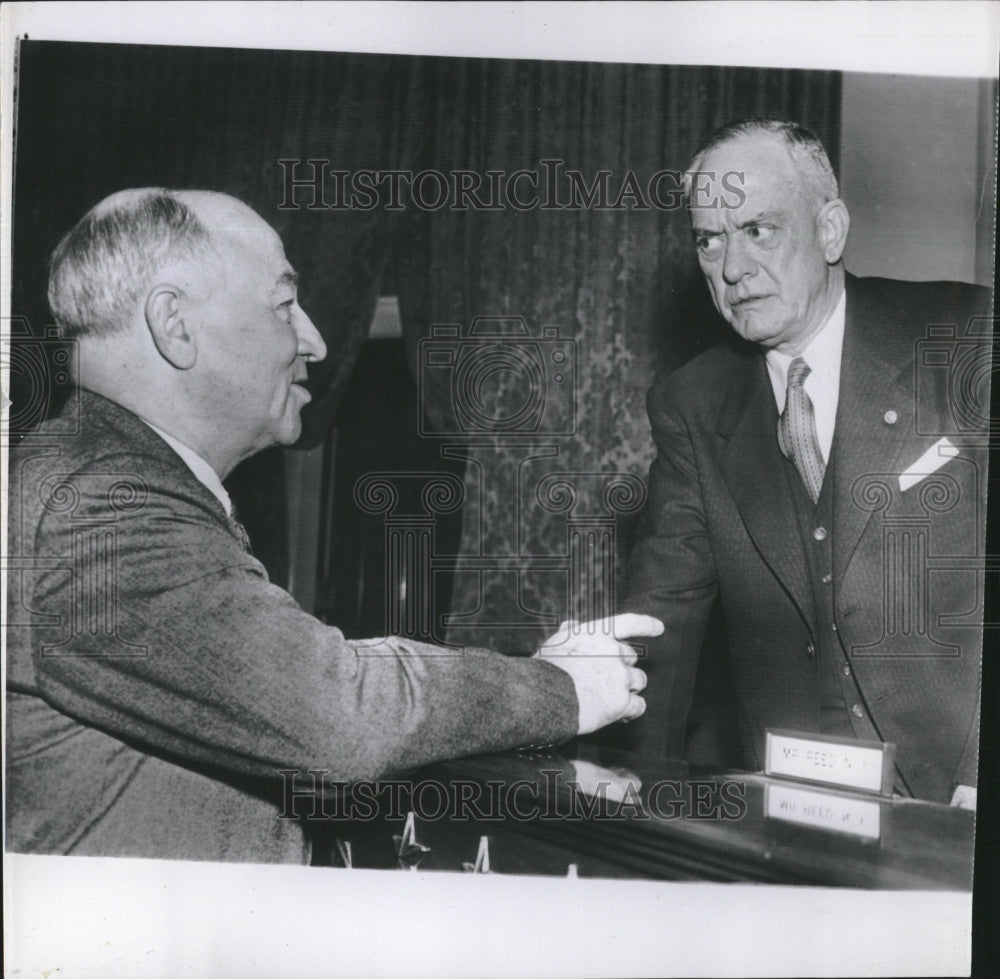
left=688, top=136, right=812, bottom=227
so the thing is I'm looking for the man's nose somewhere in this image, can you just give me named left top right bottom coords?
left=296, top=306, right=328, bottom=363
left=722, top=233, right=755, bottom=284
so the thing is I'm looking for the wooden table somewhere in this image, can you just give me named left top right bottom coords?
left=308, top=743, right=976, bottom=889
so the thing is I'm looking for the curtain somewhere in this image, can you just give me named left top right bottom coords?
left=392, top=59, right=841, bottom=652
left=13, top=44, right=840, bottom=615
left=12, top=43, right=404, bottom=580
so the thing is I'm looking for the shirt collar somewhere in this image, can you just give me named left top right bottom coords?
left=142, top=421, right=234, bottom=517
left=765, top=286, right=846, bottom=399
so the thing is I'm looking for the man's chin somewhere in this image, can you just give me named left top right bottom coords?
left=728, top=310, right=782, bottom=346
left=273, top=413, right=304, bottom=448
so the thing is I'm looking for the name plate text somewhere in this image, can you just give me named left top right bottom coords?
left=764, top=782, right=883, bottom=840
left=765, top=729, right=894, bottom=795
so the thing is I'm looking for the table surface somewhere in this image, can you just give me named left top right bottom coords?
left=313, top=743, right=977, bottom=889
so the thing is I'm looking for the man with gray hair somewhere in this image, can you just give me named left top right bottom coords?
left=626, top=118, right=991, bottom=806
left=7, top=188, right=657, bottom=862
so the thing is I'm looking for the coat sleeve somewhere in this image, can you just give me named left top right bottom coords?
left=619, top=377, right=719, bottom=758
left=24, top=453, right=579, bottom=783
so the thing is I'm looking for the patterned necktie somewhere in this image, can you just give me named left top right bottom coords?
left=777, top=357, right=826, bottom=504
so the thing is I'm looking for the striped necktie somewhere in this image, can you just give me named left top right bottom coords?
left=777, top=357, right=826, bottom=504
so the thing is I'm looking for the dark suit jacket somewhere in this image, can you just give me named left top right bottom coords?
left=625, top=274, right=992, bottom=803
left=6, top=391, right=578, bottom=861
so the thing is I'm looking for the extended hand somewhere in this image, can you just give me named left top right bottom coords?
left=535, top=613, right=663, bottom=735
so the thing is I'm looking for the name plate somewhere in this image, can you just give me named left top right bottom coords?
left=764, top=782, right=883, bottom=841
left=765, top=729, right=895, bottom=796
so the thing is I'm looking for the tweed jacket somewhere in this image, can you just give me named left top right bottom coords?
left=6, top=391, right=578, bottom=861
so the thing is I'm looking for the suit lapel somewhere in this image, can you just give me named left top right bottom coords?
left=831, top=279, right=916, bottom=583
left=78, top=388, right=235, bottom=527
left=718, top=352, right=816, bottom=627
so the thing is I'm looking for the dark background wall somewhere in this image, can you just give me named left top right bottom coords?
left=8, top=41, right=993, bottom=653
left=9, top=41, right=841, bottom=643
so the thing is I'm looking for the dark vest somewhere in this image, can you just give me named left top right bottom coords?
left=780, top=408, right=912, bottom=797
left=783, top=454, right=883, bottom=742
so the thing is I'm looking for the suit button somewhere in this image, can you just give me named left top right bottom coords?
left=884, top=410, right=898, bottom=425
left=822, top=573, right=833, bottom=585
left=851, top=704, right=864, bottom=719
left=805, top=643, right=816, bottom=659
left=831, top=622, right=838, bottom=632
left=841, top=664, right=851, bottom=678
left=812, top=526, right=827, bottom=541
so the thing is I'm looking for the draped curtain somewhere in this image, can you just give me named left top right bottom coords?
left=13, top=45, right=403, bottom=579
left=13, top=44, right=839, bottom=624
left=391, top=59, right=841, bottom=652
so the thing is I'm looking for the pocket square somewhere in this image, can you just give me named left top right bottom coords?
left=899, top=437, right=959, bottom=491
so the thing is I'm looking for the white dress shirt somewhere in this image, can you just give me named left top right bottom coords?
left=764, top=288, right=847, bottom=464
left=143, top=421, right=234, bottom=517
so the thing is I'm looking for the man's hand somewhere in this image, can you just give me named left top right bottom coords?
left=535, top=614, right=663, bottom=735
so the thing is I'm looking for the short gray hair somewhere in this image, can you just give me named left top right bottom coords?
left=684, top=117, right=839, bottom=206
left=48, top=188, right=218, bottom=338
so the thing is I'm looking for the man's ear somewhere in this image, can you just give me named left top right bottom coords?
left=817, top=199, right=850, bottom=264
left=145, top=284, right=197, bottom=369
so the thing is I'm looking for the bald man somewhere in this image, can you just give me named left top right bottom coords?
left=6, top=189, right=657, bottom=862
